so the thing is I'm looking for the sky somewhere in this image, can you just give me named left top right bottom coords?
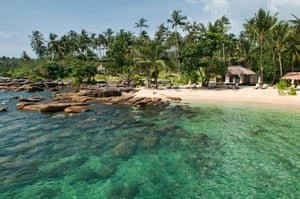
left=0, top=0, right=299, bottom=58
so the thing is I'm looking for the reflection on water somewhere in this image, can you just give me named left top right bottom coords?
left=0, top=91, right=299, bottom=198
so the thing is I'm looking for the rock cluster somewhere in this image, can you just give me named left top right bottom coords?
left=15, top=86, right=179, bottom=114
left=0, top=77, right=70, bottom=92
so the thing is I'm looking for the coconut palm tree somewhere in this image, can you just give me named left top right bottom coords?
left=244, top=8, right=278, bottom=84
left=167, top=10, right=187, bottom=78
left=29, top=30, right=46, bottom=58
left=135, top=18, right=149, bottom=37
left=47, top=33, right=60, bottom=61
left=270, top=21, right=290, bottom=77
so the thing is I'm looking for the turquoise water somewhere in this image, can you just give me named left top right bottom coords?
left=0, top=91, right=299, bottom=198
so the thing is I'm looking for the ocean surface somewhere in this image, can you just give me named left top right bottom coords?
left=0, top=90, right=299, bottom=199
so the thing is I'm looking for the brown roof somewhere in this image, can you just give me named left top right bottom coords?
left=227, top=66, right=257, bottom=75
left=281, top=72, right=300, bottom=80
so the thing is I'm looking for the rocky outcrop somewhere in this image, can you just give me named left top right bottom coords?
left=0, top=77, right=70, bottom=92
left=40, top=103, right=72, bottom=113
left=14, top=85, right=180, bottom=114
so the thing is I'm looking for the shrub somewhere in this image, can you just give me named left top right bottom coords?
left=288, top=87, right=297, bottom=95
left=276, top=80, right=287, bottom=95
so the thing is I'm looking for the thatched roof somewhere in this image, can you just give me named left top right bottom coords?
left=227, top=66, right=257, bottom=75
left=281, top=72, right=300, bottom=80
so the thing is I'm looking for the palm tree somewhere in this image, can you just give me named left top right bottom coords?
left=270, top=21, right=290, bottom=77
left=78, top=29, right=91, bottom=59
left=288, top=14, right=300, bottom=71
left=47, top=33, right=60, bottom=61
left=167, top=10, right=187, bottom=78
left=103, top=28, right=115, bottom=53
left=244, top=8, right=277, bottom=84
left=135, top=18, right=149, bottom=37
left=155, top=24, right=169, bottom=44
left=29, top=30, right=46, bottom=58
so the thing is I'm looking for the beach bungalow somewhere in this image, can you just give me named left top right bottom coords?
left=281, top=72, right=300, bottom=87
left=225, top=65, right=257, bottom=85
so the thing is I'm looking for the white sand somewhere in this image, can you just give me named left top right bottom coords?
left=134, top=86, right=300, bottom=110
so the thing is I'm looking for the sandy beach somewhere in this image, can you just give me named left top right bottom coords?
left=135, top=86, right=300, bottom=109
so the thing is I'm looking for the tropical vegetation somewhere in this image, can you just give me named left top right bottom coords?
left=0, top=8, right=299, bottom=87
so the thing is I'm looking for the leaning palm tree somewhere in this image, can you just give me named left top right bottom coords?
left=167, top=10, right=187, bottom=78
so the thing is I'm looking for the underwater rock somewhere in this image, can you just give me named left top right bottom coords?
left=113, top=140, right=137, bottom=158
left=18, top=97, right=44, bottom=102
left=96, top=164, right=116, bottom=180
left=140, top=133, right=159, bottom=149
left=107, top=183, right=140, bottom=199
left=64, top=105, right=89, bottom=113
left=0, top=107, right=7, bottom=112
left=190, top=133, right=210, bottom=147
left=52, top=113, right=67, bottom=118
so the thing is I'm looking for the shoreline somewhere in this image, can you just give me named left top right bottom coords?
left=134, top=86, right=300, bottom=111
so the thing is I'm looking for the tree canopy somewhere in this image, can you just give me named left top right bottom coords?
left=1, top=9, right=299, bottom=86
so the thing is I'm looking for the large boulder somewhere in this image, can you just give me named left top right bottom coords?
left=81, top=87, right=122, bottom=98
left=22, top=104, right=43, bottom=111
left=40, top=103, right=71, bottom=113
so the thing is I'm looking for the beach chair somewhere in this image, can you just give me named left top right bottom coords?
left=254, top=83, right=260, bottom=89
left=262, top=84, right=268, bottom=89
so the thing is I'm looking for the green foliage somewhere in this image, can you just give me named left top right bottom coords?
left=40, top=61, right=64, bottom=80
left=276, top=80, right=287, bottom=90
left=68, top=59, right=97, bottom=83
left=288, top=87, right=297, bottom=95
left=182, top=71, right=200, bottom=84
left=276, top=80, right=288, bottom=95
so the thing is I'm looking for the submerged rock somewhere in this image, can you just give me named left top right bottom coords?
left=96, top=164, right=116, bottom=180
left=18, top=97, right=44, bottom=102
left=113, top=140, right=137, bottom=158
left=107, top=183, right=140, bottom=199
left=64, top=106, right=89, bottom=113
left=0, top=107, right=7, bottom=112
left=140, top=133, right=159, bottom=149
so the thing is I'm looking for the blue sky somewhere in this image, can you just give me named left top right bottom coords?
left=1, top=0, right=299, bottom=58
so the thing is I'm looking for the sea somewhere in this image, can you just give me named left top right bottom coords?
left=0, top=90, right=299, bottom=198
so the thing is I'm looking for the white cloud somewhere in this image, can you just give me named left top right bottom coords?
left=267, top=0, right=300, bottom=16
left=201, top=0, right=230, bottom=14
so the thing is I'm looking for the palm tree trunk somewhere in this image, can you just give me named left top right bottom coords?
left=260, top=44, right=264, bottom=85
left=272, top=46, right=277, bottom=85
left=277, top=49, right=283, bottom=77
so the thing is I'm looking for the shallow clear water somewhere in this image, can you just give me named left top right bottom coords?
left=0, top=91, right=299, bottom=198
